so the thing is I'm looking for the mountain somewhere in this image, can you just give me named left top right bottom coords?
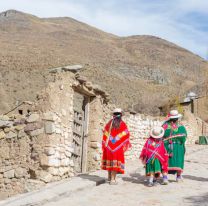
left=0, top=10, right=207, bottom=115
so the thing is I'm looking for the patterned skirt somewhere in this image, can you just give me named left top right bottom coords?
left=145, top=158, right=162, bottom=176
left=101, top=147, right=125, bottom=174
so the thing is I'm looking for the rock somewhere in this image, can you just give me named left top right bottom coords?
left=48, top=167, right=59, bottom=176
left=49, top=67, right=62, bottom=73
left=26, top=113, right=40, bottom=123
left=4, top=170, right=15, bottom=179
left=14, top=118, right=26, bottom=125
left=48, top=158, right=60, bottom=167
left=45, top=121, right=55, bottom=134
left=18, top=130, right=27, bottom=138
left=0, top=131, right=6, bottom=139
left=0, top=115, right=9, bottom=121
left=65, top=151, right=72, bottom=158
left=39, top=171, right=52, bottom=183
left=62, top=65, right=83, bottom=73
left=4, top=127, right=12, bottom=133
left=42, top=112, right=57, bottom=121
left=15, top=168, right=27, bottom=178
left=84, top=81, right=93, bottom=90
left=24, top=122, right=43, bottom=132
left=76, top=76, right=87, bottom=83
left=60, top=158, right=70, bottom=166
left=29, top=128, right=44, bottom=136
left=58, top=167, right=69, bottom=176
left=6, top=131, right=17, bottom=139
left=0, top=120, right=13, bottom=128
left=69, top=159, right=74, bottom=167
left=40, top=155, right=60, bottom=167
left=44, top=147, right=55, bottom=156
left=93, top=153, right=101, bottom=161
left=90, top=142, right=101, bottom=149
left=14, top=125, right=25, bottom=131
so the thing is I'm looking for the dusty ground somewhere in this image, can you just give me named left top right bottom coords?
left=43, top=145, right=208, bottom=206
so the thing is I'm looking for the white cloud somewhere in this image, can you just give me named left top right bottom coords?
left=0, top=0, right=207, bottom=59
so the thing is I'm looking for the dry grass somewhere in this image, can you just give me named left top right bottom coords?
left=0, top=10, right=208, bottom=115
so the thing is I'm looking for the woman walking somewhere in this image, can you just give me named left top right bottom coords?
left=101, top=108, right=131, bottom=185
left=162, top=110, right=187, bottom=183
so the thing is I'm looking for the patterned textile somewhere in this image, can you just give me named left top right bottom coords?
left=101, top=120, right=131, bottom=174
left=140, top=137, right=169, bottom=175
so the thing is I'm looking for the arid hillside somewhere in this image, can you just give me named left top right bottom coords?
left=0, top=10, right=207, bottom=115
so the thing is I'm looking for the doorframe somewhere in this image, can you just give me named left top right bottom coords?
left=81, top=96, right=90, bottom=173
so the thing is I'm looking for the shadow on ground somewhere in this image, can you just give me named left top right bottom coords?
left=122, top=173, right=146, bottom=185
left=78, top=174, right=106, bottom=186
left=183, top=175, right=208, bottom=182
left=184, top=192, right=208, bottom=206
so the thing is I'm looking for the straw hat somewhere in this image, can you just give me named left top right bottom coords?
left=113, top=108, right=123, bottom=114
left=168, top=110, right=182, bottom=119
left=150, top=126, right=165, bottom=139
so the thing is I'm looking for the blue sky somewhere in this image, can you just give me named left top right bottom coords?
left=0, top=0, right=208, bottom=59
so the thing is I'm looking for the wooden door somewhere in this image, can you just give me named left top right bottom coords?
left=72, top=92, right=88, bottom=173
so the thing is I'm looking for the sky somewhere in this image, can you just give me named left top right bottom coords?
left=0, top=0, right=208, bottom=59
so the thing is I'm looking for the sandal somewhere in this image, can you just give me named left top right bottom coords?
left=109, top=180, right=118, bottom=185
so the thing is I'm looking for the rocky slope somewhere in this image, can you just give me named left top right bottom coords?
left=0, top=10, right=207, bottom=115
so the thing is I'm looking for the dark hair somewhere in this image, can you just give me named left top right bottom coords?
left=112, top=114, right=122, bottom=129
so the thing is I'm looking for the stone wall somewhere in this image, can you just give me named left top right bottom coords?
left=123, top=113, right=162, bottom=160
left=0, top=113, right=47, bottom=198
left=0, top=70, right=111, bottom=198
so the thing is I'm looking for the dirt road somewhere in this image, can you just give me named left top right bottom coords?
left=43, top=145, right=208, bottom=206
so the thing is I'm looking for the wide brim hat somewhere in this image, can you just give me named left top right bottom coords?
left=168, top=110, right=182, bottom=119
left=112, top=108, right=123, bottom=114
left=150, top=126, right=165, bottom=139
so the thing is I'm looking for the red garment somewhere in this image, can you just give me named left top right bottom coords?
left=101, top=120, right=131, bottom=174
left=140, top=137, right=169, bottom=173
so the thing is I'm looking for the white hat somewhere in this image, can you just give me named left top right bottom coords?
left=113, top=108, right=123, bottom=114
left=169, top=110, right=182, bottom=119
left=150, top=126, right=165, bottom=139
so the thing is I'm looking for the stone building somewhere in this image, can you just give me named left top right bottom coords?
left=0, top=66, right=112, bottom=198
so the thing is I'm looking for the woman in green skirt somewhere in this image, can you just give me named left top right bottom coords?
left=162, top=110, right=187, bottom=182
left=140, top=126, right=169, bottom=187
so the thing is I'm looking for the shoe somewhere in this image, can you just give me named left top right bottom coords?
left=161, top=178, right=169, bottom=185
left=147, top=182, right=154, bottom=187
left=176, top=176, right=183, bottom=183
left=109, top=180, right=118, bottom=185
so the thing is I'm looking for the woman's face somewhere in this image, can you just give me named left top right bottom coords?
left=113, top=113, right=122, bottom=118
left=171, top=118, right=178, bottom=123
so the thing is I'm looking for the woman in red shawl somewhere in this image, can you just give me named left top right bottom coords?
left=101, top=108, right=131, bottom=185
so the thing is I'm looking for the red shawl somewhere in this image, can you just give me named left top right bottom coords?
left=140, top=137, right=168, bottom=172
left=102, top=120, right=131, bottom=153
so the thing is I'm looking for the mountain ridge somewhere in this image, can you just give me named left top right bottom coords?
left=0, top=9, right=207, bottom=115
